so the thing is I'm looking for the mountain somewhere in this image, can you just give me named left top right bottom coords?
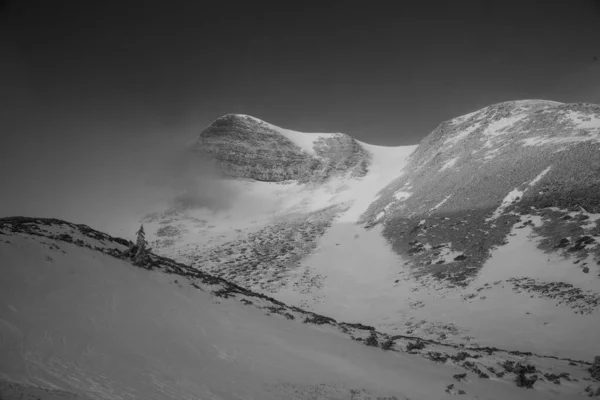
left=3, top=99, right=599, bottom=398
left=141, top=100, right=600, bottom=362
left=1, top=217, right=598, bottom=399
left=361, top=100, right=600, bottom=284
left=191, top=114, right=370, bottom=182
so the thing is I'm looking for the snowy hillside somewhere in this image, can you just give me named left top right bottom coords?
left=2, top=217, right=600, bottom=399
left=140, top=101, right=600, bottom=364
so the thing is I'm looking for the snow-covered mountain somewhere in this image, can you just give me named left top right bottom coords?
left=2, top=217, right=598, bottom=399
left=142, top=100, right=600, bottom=360
left=362, top=100, right=600, bottom=284
left=2, top=99, right=600, bottom=398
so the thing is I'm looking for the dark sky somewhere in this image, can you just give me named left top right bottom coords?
left=1, top=0, right=599, bottom=233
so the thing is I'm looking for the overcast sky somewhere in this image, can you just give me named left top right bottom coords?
left=1, top=0, right=599, bottom=234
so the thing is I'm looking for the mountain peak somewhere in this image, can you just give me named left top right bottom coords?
left=194, top=115, right=371, bottom=183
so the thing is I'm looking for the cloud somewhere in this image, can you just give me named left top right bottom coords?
left=149, top=147, right=239, bottom=212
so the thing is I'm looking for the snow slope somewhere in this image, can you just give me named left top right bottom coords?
left=276, top=214, right=600, bottom=361
left=1, top=218, right=598, bottom=399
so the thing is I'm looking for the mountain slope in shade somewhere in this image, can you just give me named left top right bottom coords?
left=1, top=217, right=599, bottom=399
left=140, top=101, right=600, bottom=362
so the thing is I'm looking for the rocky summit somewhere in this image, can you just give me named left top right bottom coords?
left=192, top=114, right=370, bottom=182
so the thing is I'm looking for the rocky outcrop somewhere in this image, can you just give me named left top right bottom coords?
left=192, top=114, right=370, bottom=182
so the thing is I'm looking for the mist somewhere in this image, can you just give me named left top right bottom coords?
left=149, top=147, right=241, bottom=213
left=0, top=103, right=225, bottom=238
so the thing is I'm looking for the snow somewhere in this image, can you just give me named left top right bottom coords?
left=544, top=207, right=600, bottom=229
left=446, top=218, right=600, bottom=359
left=528, top=166, right=552, bottom=186
left=482, top=114, right=526, bottom=137
left=477, top=114, right=528, bottom=159
left=139, top=112, right=600, bottom=368
left=240, top=116, right=338, bottom=155
left=444, top=122, right=481, bottom=145
left=454, top=100, right=560, bottom=131
left=431, top=195, right=452, bottom=211
left=190, top=142, right=413, bottom=229
left=274, top=211, right=600, bottom=362
left=6, top=103, right=600, bottom=398
left=439, top=157, right=459, bottom=171
left=488, top=188, right=524, bottom=220
left=522, top=134, right=600, bottom=146
left=431, top=246, right=463, bottom=264
left=227, top=114, right=340, bottom=156
left=2, top=228, right=581, bottom=399
left=277, top=224, right=409, bottom=321
left=520, top=111, right=600, bottom=146
left=483, top=142, right=509, bottom=160
left=513, top=99, right=563, bottom=107
left=331, top=143, right=417, bottom=223
left=565, top=111, right=600, bottom=130
left=276, top=128, right=338, bottom=156
left=393, top=190, right=412, bottom=201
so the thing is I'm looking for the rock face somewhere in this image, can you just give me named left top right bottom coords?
left=360, top=100, right=600, bottom=284
left=192, top=114, right=370, bottom=182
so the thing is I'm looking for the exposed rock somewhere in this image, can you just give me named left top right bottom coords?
left=192, top=114, right=371, bottom=182
left=453, top=373, right=467, bottom=381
